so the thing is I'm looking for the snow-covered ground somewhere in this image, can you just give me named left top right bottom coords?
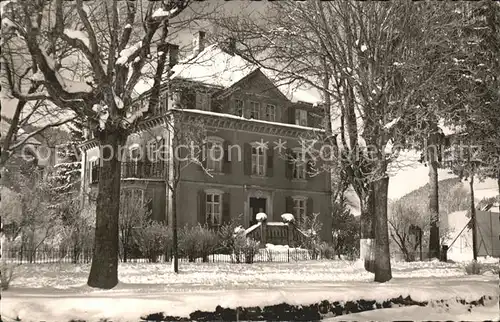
left=326, top=300, right=499, bottom=321
left=2, top=260, right=499, bottom=321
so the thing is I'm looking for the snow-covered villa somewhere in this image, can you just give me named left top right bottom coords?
left=80, top=32, right=333, bottom=243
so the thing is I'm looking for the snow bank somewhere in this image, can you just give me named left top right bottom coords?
left=3, top=273, right=497, bottom=322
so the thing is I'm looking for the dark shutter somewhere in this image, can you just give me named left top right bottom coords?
left=307, top=197, right=314, bottom=216
left=267, top=147, right=273, bottom=177
left=198, top=142, right=207, bottom=169
left=198, top=190, right=206, bottom=224
left=306, top=158, right=314, bottom=179
left=222, top=192, right=230, bottom=224
left=285, top=196, right=294, bottom=214
left=183, top=88, right=195, bottom=109
left=285, top=148, right=293, bottom=179
left=288, top=106, right=296, bottom=124
left=243, top=142, right=252, bottom=175
left=223, top=140, right=232, bottom=174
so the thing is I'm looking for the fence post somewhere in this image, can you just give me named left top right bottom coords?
left=288, top=248, right=290, bottom=263
left=260, top=220, right=267, bottom=247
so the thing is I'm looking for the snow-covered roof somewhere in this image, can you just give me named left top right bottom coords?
left=169, top=44, right=257, bottom=88
left=133, top=42, right=324, bottom=106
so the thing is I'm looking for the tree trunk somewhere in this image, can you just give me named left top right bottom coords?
left=470, top=174, right=478, bottom=261
left=497, top=167, right=500, bottom=215
left=172, top=188, right=179, bottom=273
left=87, top=130, right=126, bottom=289
left=373, top=175, right=392, bottom=283
left=360, top=184, right=375, bottom=273
left=428, top=133, right=440, bottom=260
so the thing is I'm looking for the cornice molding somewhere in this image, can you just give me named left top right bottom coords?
left=80, top=109, right=326, bottom=151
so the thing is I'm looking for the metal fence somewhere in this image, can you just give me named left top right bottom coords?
left=1, top=247, right=337, bottom=264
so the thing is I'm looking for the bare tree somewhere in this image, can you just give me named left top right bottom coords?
left=162, top=110, right=210, bottom=272
left=1, top=0, right=217, bottom=288
left=213, top=0, right=457, bottom=282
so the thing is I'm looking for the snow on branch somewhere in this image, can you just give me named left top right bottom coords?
left=152, top=7, right=178, bottom=18
left=383, top=117, right=401, bottom=130
left=116, top=41, right=143, bottom=65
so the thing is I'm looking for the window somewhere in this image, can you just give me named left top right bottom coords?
left=293, top=197, right=307, bottom=222
left=250, top=101, right=261, bottom=119
left=292, top=150, right=306, bottom=180
left=121, top=188, right=145, bottom=206
left=264, top=104, right=276, bottom=121
left=251, top=146, right=266, bottom=176
left=295, top=109, right=308, bottom=126
left=233, top=99, right=244, bottom=117
left=120, top=188, right=148, bottom=222
left=129, top=146, right=141, bottom=176
left=147, top=140, right=159, bottom=162
left=206, top=192, right=222, bottom=226
left=196, top=91, right=211, bottom=111
left=206, top=141, right=223, bottom=172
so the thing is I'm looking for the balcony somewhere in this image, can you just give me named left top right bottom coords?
left=91, top=161, right=166, bottom=183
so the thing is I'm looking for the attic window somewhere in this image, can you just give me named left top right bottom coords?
left=196, top=91, right=211, bottom=111
left=295, top=109, right=307, bottom=126
left=265, top=104, right=276, bottom=121
left=250, top=101, right=260, bottom=119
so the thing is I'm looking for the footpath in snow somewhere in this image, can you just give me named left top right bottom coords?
left=2, top=260, right=499, bottom=321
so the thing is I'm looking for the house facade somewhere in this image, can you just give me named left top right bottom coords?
left=80, top=32, right=332, bottom=242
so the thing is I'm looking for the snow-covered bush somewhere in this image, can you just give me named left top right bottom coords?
left=281, top=213, right=294, bottom=223
left=296, top=213, right=322, bottom=259
left=256, top=212, right=267, bottom=222
left=233, top=235, right=260, bottom=264
left=216, top=215, right=243, bottom=255
left=464, top=260, right=482, bottom=275
left=0, top=261, right=17, bottom=290
left=331, top=199, right=359, bottom=260
left=317, top=242, right=336, bottom=260
left=179, top=224, right=218, bottom=262
left=134, top=221, right=171, bottom=263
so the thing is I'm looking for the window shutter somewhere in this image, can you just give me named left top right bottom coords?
left=222, top=192, right=230, bottom=224
left=198, top=142, right=207, bottom=169
left=306, top=158, right=314, bottom=179
left=244, top=143, right=252, bottom=175
left=198, top=190, right=206, bottom=224
left=223, top=140, right=232, bottom=174
left=267, top=147, right=273, bottom=177
left=307, top=111, right=319, bottom=128
left=285, top=148, right=293, bottom=179
left=183, top=89, right=195, bottom=109
left=307, top=197, right=314, bottom=216
left=288, top=106, right=296, bottom=124
left=285, top=196, right=294, bottom=214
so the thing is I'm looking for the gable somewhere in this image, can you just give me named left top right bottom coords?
left=230, top=69, right=289, bottom=102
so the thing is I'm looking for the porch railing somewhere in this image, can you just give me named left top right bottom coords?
left=91, top=161, right=165, bottom=183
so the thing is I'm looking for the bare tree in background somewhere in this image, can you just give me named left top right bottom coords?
left=213, top=0, right=459, bottom=282
left=1, top=0, right=215, bottom=288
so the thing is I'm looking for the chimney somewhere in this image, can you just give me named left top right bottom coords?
left=227, top=37, right=236, bottom=55
left=192, top=30, right=206, bottom=56
left=167, top=43, right=179, bottom=67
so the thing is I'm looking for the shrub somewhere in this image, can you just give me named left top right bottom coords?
left=318, top=242, right=336, bottom=259
left=464, top=260, right=482, bottom=275
left=233, top=234, right=260, bottom=264
left=134, top=221, right=171, bottom=262
left=1, top=261, right=18, bottom=290
left=216, top=216, right=243, bottom=255
left=179, top=224, right=218, bottom=262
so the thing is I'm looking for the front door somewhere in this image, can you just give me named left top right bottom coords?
left=249, top=197, right=266, bottom=226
